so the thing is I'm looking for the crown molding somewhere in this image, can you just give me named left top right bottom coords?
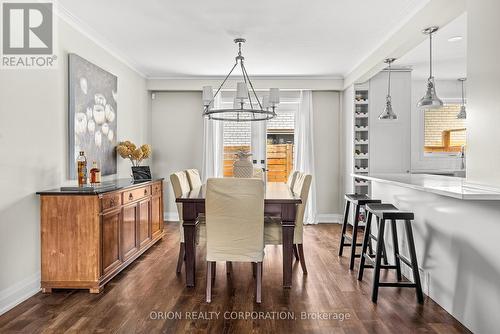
left=56, top=3, right=147, bottom=78
left=147, top=75, right=344, bottom=81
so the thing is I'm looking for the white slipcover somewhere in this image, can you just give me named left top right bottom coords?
left=264, top=173, right=312, bottom=245
left=286, top=171, right=299, bottom=190
left=205, top=178, right=265, bottom=262
left=186, top=168, right=203, bottom=189
left=170, top=171, right=191, bottom=243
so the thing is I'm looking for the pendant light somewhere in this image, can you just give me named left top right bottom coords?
left=417, top=26, right=443, bottom=109
left=379, top=58, right=397, bottom=120
left=457, top=78, right=467, bottom=119
left=202, top=39, right=280, bottom=121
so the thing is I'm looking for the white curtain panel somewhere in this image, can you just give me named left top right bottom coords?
left=201, top=94, right=224, bottom=181
left=294, top=90, right=318, bottom=224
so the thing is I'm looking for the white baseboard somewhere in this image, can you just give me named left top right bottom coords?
left=317, top=214, right=343, bottom=224
left=0, top=272, right=40, bottom=316
left=164, top=212, right=179, bottom=221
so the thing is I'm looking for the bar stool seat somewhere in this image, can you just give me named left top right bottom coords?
left=339, top=194, right=386, bottom=271
left=362, top=203, right=414, bottom=220
left=358, top=203, right=424, bottom=304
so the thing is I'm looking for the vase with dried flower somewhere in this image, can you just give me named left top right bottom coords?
left=116, top=141, right=153, bottom=181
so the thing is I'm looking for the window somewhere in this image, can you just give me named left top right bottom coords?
left=424, top=104, right=466, bottom=154
left=221, top=92, right=298, bottom=181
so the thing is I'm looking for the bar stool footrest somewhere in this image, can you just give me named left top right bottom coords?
left=378, top=282, right=417, bottom=288
left=396, top=254, right=412, bottom=267
left=362, top=264, right=398, bottom=270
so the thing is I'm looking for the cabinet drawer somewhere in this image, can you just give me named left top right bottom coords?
left=101, top=193, right=121, bottom=211
left=123, top=186, right=150, bottom=204
left=152, top=182, right=162, bottom=196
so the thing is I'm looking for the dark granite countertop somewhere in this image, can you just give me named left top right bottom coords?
left=36, top=178, right=164, bottom=196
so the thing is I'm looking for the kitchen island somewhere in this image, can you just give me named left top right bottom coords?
left=352, top=173, right=500, bottom=333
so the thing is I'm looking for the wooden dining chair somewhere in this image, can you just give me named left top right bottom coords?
left=170, top=171, right=206, bottom=274
left=205, top=178, right=265, bottom=303
left=186, top=169, right=203, bottom=189
left=264, top=172, right=312, bottom=274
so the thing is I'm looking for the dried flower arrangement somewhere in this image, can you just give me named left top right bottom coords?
left=116, top=141, right=152, bottom=166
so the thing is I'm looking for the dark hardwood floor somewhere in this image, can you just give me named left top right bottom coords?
left=0, top=223, right=470, bottom=334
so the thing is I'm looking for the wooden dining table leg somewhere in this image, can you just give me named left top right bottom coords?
left=281, top=203, right=297, bottom=288
left=183, top=202, right=198, bottom=287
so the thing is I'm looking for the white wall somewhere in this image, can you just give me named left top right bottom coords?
left=152, top=90, right=343, bottom=221
left=411, top=79, right=464, bottom=171
left=151, top=92, right=204, bottom=216
left=465, top=0, right=500, bottom=188
left=312, top=92, right=342, bottom=220
left=372, top=182, right=500, bottom=334
left=0, top=17, right=148, bottom=314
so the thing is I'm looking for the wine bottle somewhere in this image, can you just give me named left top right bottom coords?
left=77, top=151, right=88, bottom=186
left=90, top=161, right=101, bottom=185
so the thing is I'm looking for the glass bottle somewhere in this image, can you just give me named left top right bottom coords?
left=77, top=151, right=87, bottom=186
left=90, top=161, right=101, bottom=185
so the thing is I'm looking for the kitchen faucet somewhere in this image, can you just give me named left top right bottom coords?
left=460, top=145, right=466, bottom=170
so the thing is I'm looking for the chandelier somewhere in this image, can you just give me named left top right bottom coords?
left=202, top=38, right=280, bottom=122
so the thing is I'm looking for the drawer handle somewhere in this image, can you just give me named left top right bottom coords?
left=110, top=199, right=115, bottom=206
left=129, top=193, right=133, bottom=200
left=144, top=189, right=147, bottom=195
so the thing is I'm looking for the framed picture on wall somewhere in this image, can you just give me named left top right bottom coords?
left=68, top=54, right=118, bottom=179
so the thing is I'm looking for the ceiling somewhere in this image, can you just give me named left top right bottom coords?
left=58, top=0, right=430, bottom=78
left=397, top=12, right=467, bottom=80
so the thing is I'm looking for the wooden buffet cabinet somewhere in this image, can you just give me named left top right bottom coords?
left=37, top=179, right=165, bottom=293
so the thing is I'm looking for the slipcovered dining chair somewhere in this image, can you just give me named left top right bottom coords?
left=186, top=168, right=203, bottom=189
left=264, top=172, right=312, bottom=274
left=205, top=178, right=265, bottom=303
left=287, top=170, right=299, bottom=190
left=170, top=171, right=205, bottom=274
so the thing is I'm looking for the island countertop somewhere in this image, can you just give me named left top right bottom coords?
left=352, top=173, right=500, bottom=200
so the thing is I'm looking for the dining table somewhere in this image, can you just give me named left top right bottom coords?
left=176, top=182, right=302, bottom=288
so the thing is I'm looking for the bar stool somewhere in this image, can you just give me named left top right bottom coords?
left=358, top=203, right=424, bottom=304
left=339, top=194, right=386, bottom=270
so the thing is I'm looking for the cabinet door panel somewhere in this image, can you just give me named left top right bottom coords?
left=139, top=199, right=151, bottom=247
left=151, top=195, right=162, bottom=238
left=102, top=210, right=121, bottom=274
left=121, top=204, right=138, bottom=260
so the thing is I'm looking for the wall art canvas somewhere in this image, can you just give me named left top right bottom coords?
left=68, top=53, right=117, bottom=179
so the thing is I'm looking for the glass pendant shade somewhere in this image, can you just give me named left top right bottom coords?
left=236, top=82, right=248, bottom=100
left=202, top=86, right=213, bottom=106
left=378, top=58, right=397, bottom=120
left=269, top=88, right=280, bottom=105
left=457, top=78, right=467, bottom=119
left=262, top=95, right=270, bottom=109
left=418, top=26, right=443, bottom=109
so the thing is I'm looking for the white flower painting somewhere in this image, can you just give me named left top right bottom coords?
left=69, top=54, right=117, bottom=179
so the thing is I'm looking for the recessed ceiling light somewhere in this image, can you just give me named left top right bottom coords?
left=448, top=36, right=463, bottom=42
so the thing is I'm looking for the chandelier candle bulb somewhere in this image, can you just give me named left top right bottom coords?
left=236, top=82, right=248, bottom=100
left=202, top=86, right=214, bottom=106
left=233, top=98, right=242, bottom=109
left=262, top=95, right=270, bottom=110
left=269, top=88, right=280, bottom=105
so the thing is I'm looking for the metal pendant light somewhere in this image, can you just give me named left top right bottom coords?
left=379, top=58, right=397, bottom=120
left=457, top=78, right=467, bottom=119
left=417, top=26, right=443, bottom=109
left=202, top=38, right=279, bottom=122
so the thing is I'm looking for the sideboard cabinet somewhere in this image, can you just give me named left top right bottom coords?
left=37, top=179, right=164, bottom=293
